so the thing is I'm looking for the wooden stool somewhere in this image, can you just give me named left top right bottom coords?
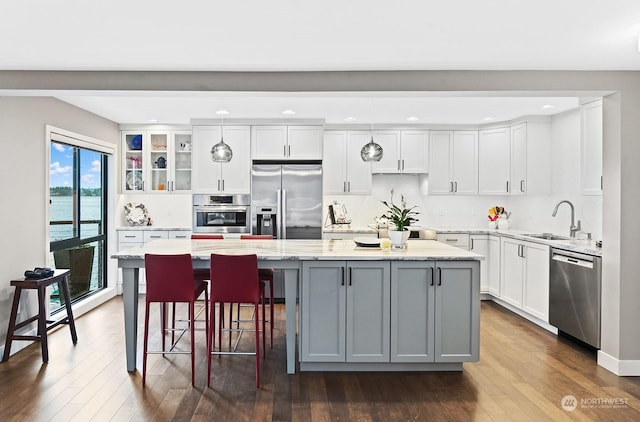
left=2, top=269, right=78, bottom=363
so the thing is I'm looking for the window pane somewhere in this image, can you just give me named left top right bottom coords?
left=79, top=149, right=103, bottom=239
left=50, top=142, right=76, bottom=242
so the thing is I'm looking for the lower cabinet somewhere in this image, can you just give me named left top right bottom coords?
left=470, top=234, right=501, bottom=296
left=300, top=260, right=479, bottom=365
left=500, top=237, right=550, bottom=321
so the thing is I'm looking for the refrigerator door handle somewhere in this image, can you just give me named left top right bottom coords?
left=282, top=189, right=287, bottom=239
left=276, top=189, right=283, bottom=239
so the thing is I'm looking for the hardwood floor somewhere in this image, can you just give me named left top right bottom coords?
left=1, top=298, right=639, bottom=421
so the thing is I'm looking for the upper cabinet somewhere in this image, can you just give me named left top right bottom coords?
left=191, top=125, right=251, bottom=194
left=371, top=130, right=428, bottom=174
left=581, top=99, right=603, bottom=196
left=428, top=131, right=478, bottom=195
left=509, top=123, right=527, bottom=195
left=122, top=129, right=192, bottom=194
left=478, top=127, right=511, bottom=195
left=251, top=125, right=324, bottom=160
left=323, top=131, right=372, bottom=195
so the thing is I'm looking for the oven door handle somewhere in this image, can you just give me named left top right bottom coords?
left=195, top=207, right=248, bottom=213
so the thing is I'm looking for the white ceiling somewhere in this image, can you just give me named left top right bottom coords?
left=2, top=0, right=638, bottom=124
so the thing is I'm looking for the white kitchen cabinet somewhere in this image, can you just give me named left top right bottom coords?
left=428, top=131, right=478, bottom=195
left=251, top=125, right=323, bottom=160
left=478, top=127, right=510, bottom=195
left=191, top=125, right=251, bottom=194
left=581, top=99, right=603, bottom=195
left=300, top=261, right=390, bottom=363
left=122, top=129, right=192, bottom=193
left=470, top=234, right=501, bottom=296
left=116, top=228, right=191, bottom=294
left=323, top=131, right=372, bottom=195
left=436, top=233, right=469, bottom=250
left=500, top=237, right=550, bottom=321
left=510, top=123, right=527, bottom=195
left=371, top=130, right=428, bottom=174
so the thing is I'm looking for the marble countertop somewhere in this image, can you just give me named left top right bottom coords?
left=322, top=225, right=378, bottom=234
left=112, top=238, right=483, bottom=261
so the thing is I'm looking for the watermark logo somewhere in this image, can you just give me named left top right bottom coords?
left=561, top=395, right=578, bottom=411
left=561, top=394, right=629, bottom=411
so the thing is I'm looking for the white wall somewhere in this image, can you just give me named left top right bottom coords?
left=0, top=97, right=118, bottom=357
left=326, top=110, right=603, bottom=241
left=117, top=194, right=192, bottom=228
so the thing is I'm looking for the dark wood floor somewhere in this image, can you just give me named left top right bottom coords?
left=1, top=298, right=639, bottom=421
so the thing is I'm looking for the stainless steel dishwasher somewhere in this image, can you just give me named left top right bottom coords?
left=549, top=248, right=602, bottom=348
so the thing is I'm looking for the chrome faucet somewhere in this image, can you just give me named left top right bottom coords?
left=552, top=200, right=582, bottom=238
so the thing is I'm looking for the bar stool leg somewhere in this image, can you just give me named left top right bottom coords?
left=59, top=276, right=77, bottom=344
left=37, top=286, right=49, bottom=363
left=2, top=286, right=22, bottom=362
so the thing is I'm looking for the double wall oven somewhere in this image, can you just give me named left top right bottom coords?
left=192, top=194, right=251, bottom=234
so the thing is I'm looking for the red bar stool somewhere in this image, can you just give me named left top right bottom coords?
left=240, top=234, right=275, bottom=348
left=143, top=253, right=209, bottom=387
left=2, top=269, right=77, bottom=363
left=208, top=253, right=263, bottom=388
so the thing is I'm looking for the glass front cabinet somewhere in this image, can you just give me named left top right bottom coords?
left=122, top=129, right=192, bottom=193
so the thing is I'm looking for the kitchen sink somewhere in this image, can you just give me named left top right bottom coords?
left=523, top=233, right=569, bottom=241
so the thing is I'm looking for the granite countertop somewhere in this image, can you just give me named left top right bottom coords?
left=112, top=238, right=483, bottom=261
left=427, top=226, right=602, bottom=257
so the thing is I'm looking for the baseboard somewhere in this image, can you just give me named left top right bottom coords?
left=488, top=296, right=558, bottom=334
left=597, top=350, right=640, bottom=376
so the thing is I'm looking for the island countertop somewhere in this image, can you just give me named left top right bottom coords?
left=111, top=238, right=484, bottom=261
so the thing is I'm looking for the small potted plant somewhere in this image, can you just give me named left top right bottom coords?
left=381, top=189, right=419, bottom=248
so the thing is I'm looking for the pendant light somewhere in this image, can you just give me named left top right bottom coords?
left=211, top=110, right=232, bottom=163
left=360, top=122, right=383, bottom=162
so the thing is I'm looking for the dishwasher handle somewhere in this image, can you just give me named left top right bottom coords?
left=552, top=252, right=594, bottom=269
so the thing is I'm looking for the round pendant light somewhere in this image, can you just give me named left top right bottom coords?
left=211, top=111, right=233, bottom=163
left=361, top=122, right=383, bottom=162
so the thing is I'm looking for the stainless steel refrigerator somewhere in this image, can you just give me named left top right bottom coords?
left=251, top=163, right=323, bottom=239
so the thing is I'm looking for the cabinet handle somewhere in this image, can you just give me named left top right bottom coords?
left=445, top=238, right=458, bottom=242
left=217, top=179, right=220, bottom=191
left=437, top=267, right=442, bottom=286
left=174, top=235, right=187, bottom=239
left=142, top=181, right=145, bottom=191
left=150, top=235, right=161, bottom=239
left=450, top=181, right=454, bottom=193
left=222, top=179, right=225, bottom=191
left=398, top=160, right=401, bottom=171
left=517, top=244, right=521, bottom=257
left=470, top=239, right=474, bottom=250
left=521, top=245, right=525, bottom=259
left=348, top=267, right=352, bottom=286
left=402, top=160, right=405, bottom=170
left=601, top=175, right=603, bottom=190
left=347, top=181, right=351, bottom=192
left=124, top=235, right=136, bottom=238
left=288, top=145, right=291, bottom=157
left=429, top=267, right=434, bottom=286
left=341, top=267, right=345, bottom=286
left=454, top=181, right=458, bottom=192
left=284, top=145, right=287, bottom=157
left=506, top=181, right=509, bottom=192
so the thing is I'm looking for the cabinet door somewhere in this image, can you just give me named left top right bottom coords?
left=500, top=238, right=524, bottom=308
left=581, top=99, right=603, bottom=195
left=371, top=130, right=401, bottom=174
left=300, top=261, right=346, bottom=362
left=171, top=131, right=192, bottom=192
left=428, top=131, right=453, bottom=194
left=452, top=131, right=478, bottom=195
left=435, top=261, right=480, bottom=362
left=251, top=126, right=287, bottom=160
left=522, top=242, right=550, bottom=321
left=191, top=126, right=222, bottom=192
left=400, top=130, right=428, bottom=173
left=168, top=230, right=191, bottom=240
left=148, top=131, right=170, bottom=192
left=219, top=126, right=251, bottom=194
left=346, top=262, right=390, bottom=362
left=470, top=235, right=490, bottom=293
left=287, top=126, right=324, bottom=159
left=390, top=262, right=435, bottom=362
left=510, top=123, right=527, bottom=195
left=345, top=132, right=373, bottom=194
left=478, top=128, right=510, bottom=195
left=323, top=131, right=348, bottom=194
left=122, top=131, right=146, bottom=193
left=487, top=235, right=501, bottom=297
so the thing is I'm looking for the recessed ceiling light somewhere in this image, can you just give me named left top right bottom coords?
left=216, top=109, right=229, bottom=115
left=482, top=117, right=494, bottom=121
left=406, top=116, right=419, bottom=122
left=344, top=116, right=356, bottom=122
left=282, top=109, right=296, bottom=115
left=541, top=104, right=556, bottom=110
left=148, top=118, right=159, bottom=123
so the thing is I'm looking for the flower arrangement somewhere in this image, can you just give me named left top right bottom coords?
left=488, top=206, right=510, bottom=222
left=381, top=189, right=419, bottom=231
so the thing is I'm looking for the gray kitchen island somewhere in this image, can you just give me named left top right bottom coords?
left=112, top=239, right=482, bottom=374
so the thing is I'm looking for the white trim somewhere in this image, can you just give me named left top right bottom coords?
left=47, top=125, right=116, bottom=154
left=488, top=296, right=559, bottom=334
left=597, top=350, right=640, bottom=376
